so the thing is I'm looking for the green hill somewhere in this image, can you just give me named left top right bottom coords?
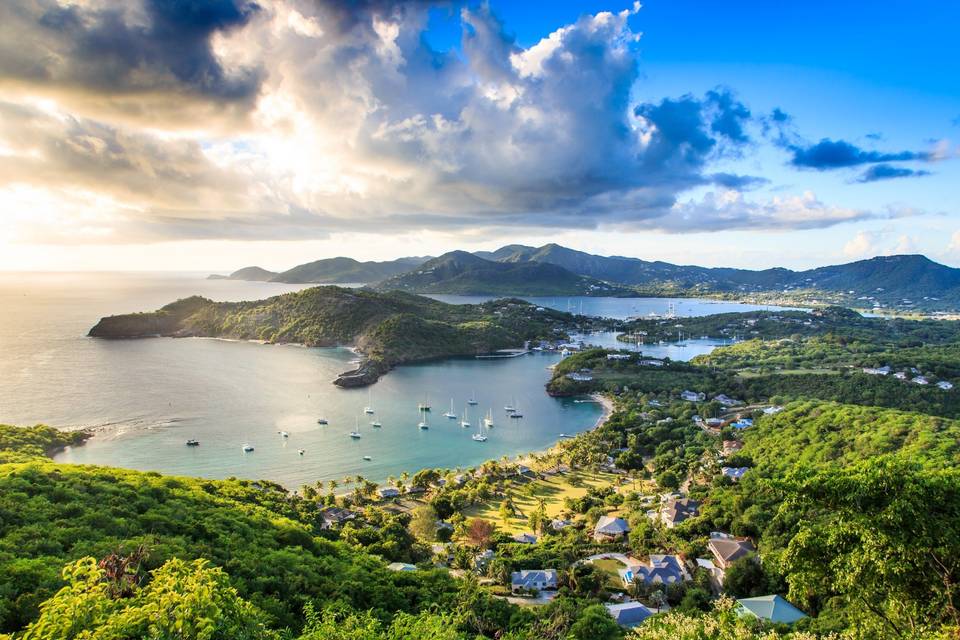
left=207, top=266, right=279, bottom=281
left=272, top=256, right=428, bottom=284
left=88, top=287, right=573, bottom=386
left=375, top=250, right=628, bottom=296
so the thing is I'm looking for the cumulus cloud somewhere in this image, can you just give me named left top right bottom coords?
left=843, top=230, right=877, bottom=258
left=0, top=0, right=937, bottom=245
left=787, top=138, right=932, bottom=170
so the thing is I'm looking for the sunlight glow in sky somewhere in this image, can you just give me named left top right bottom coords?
left=0, top=0, right=957, bottom=271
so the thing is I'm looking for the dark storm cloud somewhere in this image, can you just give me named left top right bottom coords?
left=0, top=0, right=263, bottom=110
left=856, top=164, right=932, bottom=183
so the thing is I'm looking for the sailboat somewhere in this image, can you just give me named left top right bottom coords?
left=418, top=408, right=429, bottom=430
left=364, top=389, right=374, bottom=414
left=349, top=416, right=362, bottom=439
left=510, top=401, right=523, bottom=419
left=504, top=396, right=516, bottom=412
left=242, top=443, right=254, bottom=452
left=444, top=398, right=457, bottom=419
left=483, top=409, right=494, bottom=428
left=467, top=391, right=478, bottom=406
left=460, top=406, right=471, bottom=428
left=471, top=420, right=487, bottom=442
left=418, top=395, right=431, bottom=411
left=370, top=419, right=382, bottom=428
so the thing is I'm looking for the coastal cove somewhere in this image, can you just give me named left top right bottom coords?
left=2, top=272, right=792, bottom=488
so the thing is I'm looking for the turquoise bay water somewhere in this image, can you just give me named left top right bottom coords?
left=0, top=273, right=791, bottom=488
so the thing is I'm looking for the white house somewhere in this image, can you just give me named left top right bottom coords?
left=937, top=380, right=954, bottom=390
left=378, top=487, right=401, bottom=499
left=593, top=516, right=630, bottom=542
left=680, top=390, right=706, bottom=402
left=511, top=569, right=558, bottom=593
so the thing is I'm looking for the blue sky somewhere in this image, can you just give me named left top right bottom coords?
left=0, top=0, right=956, bottom=271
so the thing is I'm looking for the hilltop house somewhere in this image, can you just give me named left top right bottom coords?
left=512, top=532, right=539, bottom=544
left=607, top=353, right=632, bottom=360
left=862, top=366, right=891, bottom=376
left=681, top=390, right=706, bottom=402
left=511, top=569, right=558, bottom=594
left=731, top=418, right=753, bottom=430
left=377, top=487, right=401, bottom=499
left=721, top=467, right=750, bottom=482
left=938, top=380, right=954, bottom=390
left=387, top=562, right=417, bottom=572
left=594, top=516, right=631, bottom=542
left=737, top=595, right=807, bottom=624
left=319, top=507, right=356, bottom=530
left=708, top=534, right=756, bottom=581
left=714, top=394, right=742, bottom=407
left=913, top=376, right=930, bottom=385
left=721, top=440, right=744, bottom=456
left=618, top=554, right=688, bottom=588
left=605, top=602, right=655, bottom=628
left=660, top=498, right=700, bottom=528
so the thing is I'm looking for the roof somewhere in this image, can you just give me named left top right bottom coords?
left=721, top=467, right=750, bottom=480
left=378, top=487, right=400, bottom=497
left=606, top=602, right=654, bottom=627
left=662, top=498, right=699, bottom=524
left=512, top=532, right=538, bottom=544
left=709, top=537, right=755, bottom=565
left=737, top=595, right=807, bottom=624
left=511, top=569, right=558, bottom=590
left=594, top=515, right=630, bottom=536
left=386, top=562, right=417, bottom=572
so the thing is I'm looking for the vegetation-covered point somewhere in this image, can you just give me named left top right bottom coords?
left=374, top=251, right=632, bottom=296
left=0, top=423, right=89, bottom=463
left=623, top=306, right=960, bottom=345
left=87, top=287, right=576, bottom=386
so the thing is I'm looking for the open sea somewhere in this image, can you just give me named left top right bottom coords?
left=0, top=272, right=787, bottom=488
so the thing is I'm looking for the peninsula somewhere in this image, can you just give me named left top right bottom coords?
left=88, top=286, right=583, bottom=387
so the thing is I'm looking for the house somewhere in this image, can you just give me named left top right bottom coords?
left=405, top=485, right=426, bottom=495
left=387, top=562, right=417, bottom=572
left=515, top=464, right=535, bottom=477
left=894, top=371, right=908, bottom=380
left=721, top=440, right=743, bottom=456
left=319, top=507, right=356, bottom=530
left=648, top=399, right=664, bottom=407
left=512, top=532, right=538, bottom=544
left=737, top=595, right=807, bottom=624
left=619, top=554, right=688, bottom=587
left=378, top=487, right=401, bottom=499
left=593, top=516, right=630, bottom=542
left=473, top=549, right=495, bottom=572
left=660, top=498, right=700, bottom=528
left=762, top=406, right=783, bottom=415
left=862, top=366, right=891, bottom=376
left=721, top=467, right=749, bottom=482
left=913, top=376, right=930, bottom=385
left=567, top=372, right=594, bottom=382
left=640, top=359, right=664, bottom=367
left=681, top=390, right=706, bottom=402
left=937, top=380, right=954, bottom=390
left=695, top=557, right=723, bottom=582
left=605, top=602, right=655, bottom=628
left=708, top=535, right=755, bottom=572
left=550, top=518, right=574, bottom=531
left=607, top=353, right=632, bottom=360
left=511, top=569, right=558, bottom=594
left=731, top=418, right=753, bottom=430
left=714, top=394, right=742, bottom=407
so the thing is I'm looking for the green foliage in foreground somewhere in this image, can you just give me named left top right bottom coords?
left=0, top=424, right=88, bottom=464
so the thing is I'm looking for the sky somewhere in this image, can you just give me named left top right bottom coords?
left=0, top=0, right=957, bottom=272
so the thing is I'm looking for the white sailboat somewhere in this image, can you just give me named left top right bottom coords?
left=504, top=396, right=516, bottom=412
left=444, top=398, right=457, bottom=419
left=418, top=408, right=429, bottom=430
left=364, top=388, right=374, bottom=414
left=460, top=406, right=471, bottom=428
left=349, top=416, right=362, bottom=439
left=471, top=419, right=487, bottom=442
left=242, top=443, right=254, bottom=452
left=467, top=391, right=478, bottom=406
left=483, top=409, right=494, bottom=428
left=510, top=401, right=523, bottom=418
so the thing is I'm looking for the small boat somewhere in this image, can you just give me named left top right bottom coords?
left=559, top=433, right=573, bottom=438
left=370, top=420, right=382, bottom=428
left=363, top=455, right=372, bottom=461
left=444, top=398, right=457, bottom=419
left=471, top=433, right=488, bottom=442
left=298, top=448, right=305, bottom=455
left=483, top=409, right=494, bottom=428
left=185, top=439, right=200, bottom=446
left=242, top=444, right=254, bottom=452
left=364, top=389, right=375, bottom=414
left=418, top=408, right=429, bottom=430
left=317, top=418, right=328, bottom=425
left=418, top=394, right=431, bottom=411
left=279, top=431, right=289, bottom=438
left=460, top=406, right=471, bottom=429
left=504, top=405, right=515, bottom=412
left=510, top=407, right=523, bottom=419
left=349, top=417, right=362, bottom=439
left=467, top=391, right=478, bottom=406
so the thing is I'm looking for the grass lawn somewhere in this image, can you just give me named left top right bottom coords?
left=591, top=558, right=628, bottom=591
left=461, top=469, right=623, bottom=534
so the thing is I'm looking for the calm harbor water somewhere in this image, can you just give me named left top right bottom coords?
left=0, top=273, right=787, bottom=488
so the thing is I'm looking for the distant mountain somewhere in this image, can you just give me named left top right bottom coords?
left=272, top=256, right=429, bottom=284
left=474, top=244, right=960, bottom=309
left=375, top=250, right=629, bottom=296
left=206, top=266, right=278, bottom=282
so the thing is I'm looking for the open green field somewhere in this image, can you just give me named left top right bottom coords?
left=736, top=368, right=840, bottom=379
left=591, top=558, right=628, bottom=591
left=462, top=469, right=624, bottom=534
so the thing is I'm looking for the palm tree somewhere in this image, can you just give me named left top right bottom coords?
left=400, top=471, right=410, bottom=485
left=328, top=479, right=338, bottom=493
